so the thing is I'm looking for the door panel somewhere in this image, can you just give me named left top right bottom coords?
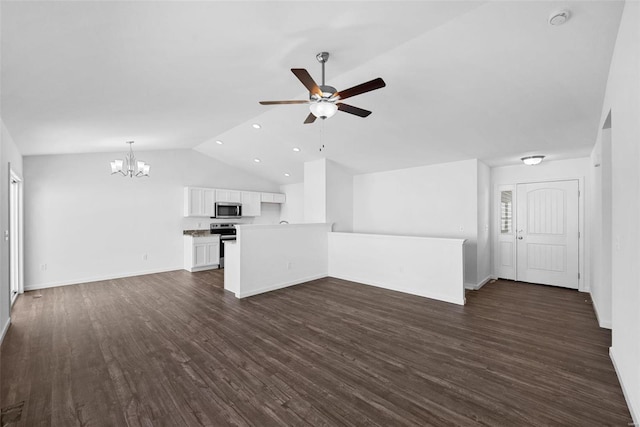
left=193, top=244, right=207, bottom=267
left=516, top=180, right=578, bottom=289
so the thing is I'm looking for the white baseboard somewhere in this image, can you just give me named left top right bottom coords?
left=591, top=296, right=612, bottom=329
left=329, top=273, right=465, bottom=306
left=610, top=347, right=639, bottom=425
left=465, top=275, right=496, bottom=291
left=237, top=273, right=327, bottom=298
left=24, top=266, right=184, bottom=291
left=186, top=264, right=219, bottom=273
left=0, top=317, right=11, bottom=347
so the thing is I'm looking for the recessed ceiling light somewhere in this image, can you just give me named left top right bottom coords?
left=521, top=155, right=545, bottom=166
left=284, top=173, right=290, bottom=177
left=292, top=147, right=301, bottom=152
left=253, top=158, right=261, bottom=163
left=549, top=9, right=570, bottom=26
left=215, top=140, right=223, bottom=145
left=252, top=123, right=261, bottom=129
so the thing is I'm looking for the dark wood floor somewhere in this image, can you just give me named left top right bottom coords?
left=0, top=271, right=632, bottom=426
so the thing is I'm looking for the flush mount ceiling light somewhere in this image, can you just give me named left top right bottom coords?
left=253, top=158, right=261, bottom=163
left=292, top=147, right=301, bottom=152
left=110, top=141, right=150, bottom=178
left=521, top=155, right=545, bottom=166
left=215, top=140, right=223, bottom=145
left=284, top=173, right=291, bottom=177
left=252, top=123, right=261, bottom=129
left=549, top=9, right=570, bottom=25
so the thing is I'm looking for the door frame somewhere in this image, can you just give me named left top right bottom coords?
left=493, top=176, right=586, bottom=292
left=9, top=165, right=24, bottom=305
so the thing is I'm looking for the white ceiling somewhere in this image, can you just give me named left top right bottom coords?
left=1, top=1, right=624, bottom=184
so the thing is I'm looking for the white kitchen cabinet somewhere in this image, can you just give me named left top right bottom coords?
left=261, top=192, right=286, bottom=203
left=184, top=187, right=215, bottom=217
left=184, top=234, right=220, bottom=272
left=216, top=189, right=242, bottom=203
left=241, top=191, right=261, bottom=217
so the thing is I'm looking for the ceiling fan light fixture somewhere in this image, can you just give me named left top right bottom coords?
left=310, top=101, right=337, bottom=119
left=521, top=155, right=545, bottom=166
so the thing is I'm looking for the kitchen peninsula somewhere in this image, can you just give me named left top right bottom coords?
left=223, top=223, right=466, bottom=305
left=224, top=223, right=332, bottom=298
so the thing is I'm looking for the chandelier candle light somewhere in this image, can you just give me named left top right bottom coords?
left=110, top=141, right=150, bottom=177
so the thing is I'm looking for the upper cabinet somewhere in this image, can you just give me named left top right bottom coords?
left=184, top=187, right=285, bottom=217
left=241, top=191, right=261, bottom=217
left=215, top=189, right=242, bottom=203
left=261, top=192, right=286, bottom=204
left=184, top=187, right=216, bottom=217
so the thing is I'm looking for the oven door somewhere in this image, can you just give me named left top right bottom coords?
left=215, top=203, right=242, bottom=218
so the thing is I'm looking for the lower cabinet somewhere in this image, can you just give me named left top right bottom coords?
left=184, top=235, right=220, bottom=272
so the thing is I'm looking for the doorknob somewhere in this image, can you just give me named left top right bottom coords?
left=518, top=236, right=524, bottom=240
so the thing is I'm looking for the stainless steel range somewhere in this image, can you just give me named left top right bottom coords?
left=210, top=223, right=236, bottom=268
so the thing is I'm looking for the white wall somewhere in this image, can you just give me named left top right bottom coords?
left=590, top=128, right=613, bottom=328
left=353, top=159, right=479, bottom=286
left=477, top=161, right=491, bottom=286
left=302, top=158, right=353, bottom=231
left=0, top=119, right=23, bottom=341
left=329, top=232, right=466, bottom=305
left=279, top=182, right=304, bottom=224
left=325, top=160, right=353, bottom=232
left=303, top=159, right=326, bottom=223
left=225, top=223, right=331, bottom=298
left=491, top=157, right=590, bottom=292
left=597, top=2, right=640, bottom=422
left=23, top=149, right=280, bottom=289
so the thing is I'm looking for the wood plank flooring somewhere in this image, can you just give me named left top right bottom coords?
left=1, top=271, right=632, bottom=426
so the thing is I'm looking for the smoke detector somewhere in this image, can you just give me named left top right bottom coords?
left=549, top=10, right=570, bottom=26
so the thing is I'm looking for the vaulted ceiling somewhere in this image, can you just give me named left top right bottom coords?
left=1, top=1, right=624, bottom=184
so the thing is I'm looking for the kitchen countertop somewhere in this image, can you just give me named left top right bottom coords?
left=183, top=230, right=215, bottom=237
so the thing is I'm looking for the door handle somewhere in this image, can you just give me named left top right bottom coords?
left=517, top=236, right=524, bottom=240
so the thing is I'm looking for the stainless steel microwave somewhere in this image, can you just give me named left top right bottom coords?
left=214, top=202, right=242, bottom=218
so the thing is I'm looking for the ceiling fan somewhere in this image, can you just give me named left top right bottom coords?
left=259, top=52, right=386, bottom=124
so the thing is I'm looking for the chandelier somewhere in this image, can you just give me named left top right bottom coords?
left=110, top=141, right=150, bottom=178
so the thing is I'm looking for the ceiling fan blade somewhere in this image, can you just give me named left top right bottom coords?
left=337, top=103, right=372, bottom=118
left=335, top=78, right=386, bottom=101
left=291, top=68, right=322, bottom=97
left=304, top=112, right=317, bottom=124
left=259, top=100, right=309, bottom=105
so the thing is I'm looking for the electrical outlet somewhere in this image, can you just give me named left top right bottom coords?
left=41, top=264, right=47, bottom=271
left=143, top=254, right=148, bottom=261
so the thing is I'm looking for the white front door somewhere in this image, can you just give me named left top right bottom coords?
left=515, top=180, right=579, bottom=289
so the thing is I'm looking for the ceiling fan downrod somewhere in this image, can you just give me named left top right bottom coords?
left=316, top=51, right=329, bottom=86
